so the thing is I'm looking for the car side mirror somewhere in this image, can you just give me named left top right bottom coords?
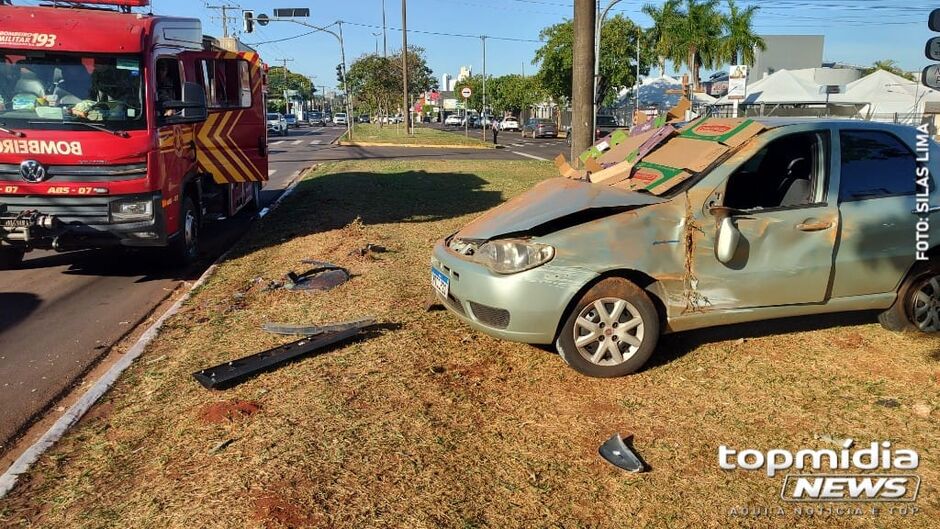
left=715, top=217, right=741, bottom=264
left=160, top=82, right=207, bottom=124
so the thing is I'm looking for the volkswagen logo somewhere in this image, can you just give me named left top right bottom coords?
left=20, top=160, right=47, bottom=183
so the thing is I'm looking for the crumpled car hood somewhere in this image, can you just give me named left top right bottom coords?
left=456, top=177, right=666, bottom=240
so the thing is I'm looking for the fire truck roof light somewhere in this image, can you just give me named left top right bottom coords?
left=68, top=0, right=151, bottom=7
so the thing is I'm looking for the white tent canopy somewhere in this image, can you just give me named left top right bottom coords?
left=830, top=69, right=940, bottom=120
left=618, top=75, right=716, bottom=109
left=715, top=69, right=827, bottom=106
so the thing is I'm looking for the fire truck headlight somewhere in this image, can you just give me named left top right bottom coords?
left=111, top=199, right=153, bottom=222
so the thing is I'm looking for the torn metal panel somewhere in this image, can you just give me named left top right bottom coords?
left=262, top=316, right=377, bottom=336
left=455, top=177, right=666, bottom=240
left=192, top=325, right=367, bottom=390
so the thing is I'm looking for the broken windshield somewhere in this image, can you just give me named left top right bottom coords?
left=0, top=50, right=145, bottom=131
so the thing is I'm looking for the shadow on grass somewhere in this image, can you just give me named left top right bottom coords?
left=646, top=310, right=883, bottom=371
left=230, top=169, right=503, bottom=259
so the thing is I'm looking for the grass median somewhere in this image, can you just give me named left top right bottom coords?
left=341, top=123, right=492, bottom=148
left=1, top=159, right=938, bottom=529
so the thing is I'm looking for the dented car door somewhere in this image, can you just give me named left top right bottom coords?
left=690, top=127, right=839, bottom=310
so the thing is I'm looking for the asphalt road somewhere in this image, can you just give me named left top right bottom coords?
left=0, top=126, right=344, bottom=452
left=430, top=123, right=572, bottom=161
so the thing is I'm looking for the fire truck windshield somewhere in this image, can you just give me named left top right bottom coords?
left=0, top=50, right=145, bottom=131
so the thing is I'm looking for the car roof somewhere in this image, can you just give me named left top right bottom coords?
left=751, top=117, right=920, bottom=135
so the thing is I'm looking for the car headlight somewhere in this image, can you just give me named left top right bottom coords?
left=110, top=199, right=153, bottom=222
left=474, top=239, right=554, bottom=274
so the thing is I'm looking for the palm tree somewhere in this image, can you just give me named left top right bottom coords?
left=721, top=0, right=765, bottom=65
left=642, top=0, right=681, bottom=77
left=671, top=0, right=724, bottom=92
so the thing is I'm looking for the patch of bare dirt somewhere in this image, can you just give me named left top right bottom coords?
left=198, top=400, right=261, bottom=424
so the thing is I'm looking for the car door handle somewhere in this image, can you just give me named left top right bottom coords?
left=796, top=221, right=833, bottom=232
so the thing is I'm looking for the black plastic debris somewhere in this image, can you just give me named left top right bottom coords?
left=193, top=322, right=372, bottom=390
left=262, top=316, right=376, bottom=336
left=599, top=433, right=646, bottom=473
left=349, top=243, right=387, bottom=257
left=284, top=260, right=350, bottom=291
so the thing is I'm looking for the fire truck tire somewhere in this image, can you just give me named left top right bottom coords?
left=167, top=195, right=199, bottom=266
left=0, top=247, right=25, bottom=270
left=248, top=181, right=262, bottom=212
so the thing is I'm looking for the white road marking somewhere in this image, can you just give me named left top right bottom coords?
left=290, top=140, right=302, bottom=145
left=270, top=140, right=283, bottom=145
left=309, top=140, right=322, bottom=145
left=511, top=151, right=549, bottom=161
left=268, top=169, right=277, bottom=176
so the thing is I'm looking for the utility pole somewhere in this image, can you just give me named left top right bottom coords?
left=382, top=0, right=388, bottom=57
left=206, top=3, right=237, bottom=38
left=277, top=58, right=294, bottom=115
left=593, top=0, right=622, bottom=139
left=482, top=35, right=487, bottom=142
left=401, top=0, right=410, bottom=133
left=572, top=0, right=596, bottom=158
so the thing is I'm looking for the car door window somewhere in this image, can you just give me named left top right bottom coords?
left=724, top=131, right=827, bottom=210
left=839, top=130, right=916, bottom=202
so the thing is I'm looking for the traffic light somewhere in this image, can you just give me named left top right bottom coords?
left=243, top=10, right=254, bottom=34
left=923, top=9, right=940, bottom=89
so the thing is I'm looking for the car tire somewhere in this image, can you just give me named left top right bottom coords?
left=0, top=247, right=25, bottom=270
left=878, top=262, right=940, bottom=333
left=166, top=195, right=199, bottom=267
left=555, top=277, right=660, bottom=378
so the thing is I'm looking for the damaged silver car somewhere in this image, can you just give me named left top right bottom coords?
left=431, top=119, right=940, bottom=377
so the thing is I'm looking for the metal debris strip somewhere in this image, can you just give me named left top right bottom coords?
left=262, top=316, right=377, bottom=336
left=192, top=323, right=371, bottom=390
left=349, top=243, right=387, bottom=257
left=599, top=433, right=646, bottom=473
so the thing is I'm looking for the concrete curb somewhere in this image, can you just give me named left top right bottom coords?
left=338, top=140, right=493, bottom=150
left=0, top=167, right=312, bottom=499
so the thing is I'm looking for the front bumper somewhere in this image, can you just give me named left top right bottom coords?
left=0, top=192, right=166, bottom=250
left=430, top=240, right=596, bottom=344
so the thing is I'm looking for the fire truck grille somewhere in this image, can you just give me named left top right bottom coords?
left=0, top=163, right=146, bottom=182
left=0, top=196, right=112, bottom=226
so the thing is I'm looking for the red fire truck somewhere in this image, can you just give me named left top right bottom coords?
left=0, top=0, right=268, bottom=268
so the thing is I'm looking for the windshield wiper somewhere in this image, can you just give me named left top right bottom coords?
left=64, top=121, right=130, bottom=138
left=0, top=122, right=25, bottom=138
left=29, top=120, right=129, bottom=138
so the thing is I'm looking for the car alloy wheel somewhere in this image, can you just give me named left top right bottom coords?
left=573, top=297, right=645, bottom=366
left=911, top=274, right=940, bottom=332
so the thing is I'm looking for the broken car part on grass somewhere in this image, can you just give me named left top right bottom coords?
left=262, top=316, right=377, bottom=336
left=193, top=318, right=376, bottom=389
left=599, top=433, right=647, bottom=473
left=431, top=117, right=940, bottom=377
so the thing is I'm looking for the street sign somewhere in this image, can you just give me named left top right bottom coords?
left=256, top=13, right=269, bottom=26
left=924, top=11, right=940, bottom=89
left=461, top=87, right=472, bottom=98
left=727, top=65, right=748, bottom=101
left=273, top=8, right=310, bottom=18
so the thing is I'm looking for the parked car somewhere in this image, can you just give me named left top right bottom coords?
left=431, top=119, right=940, bottom=377
left=467, top=115, right=481, bottom=128
left=284, top=114, right=298, bottom=128
left=444, top=114, right=463, bottom=127
left=500, top=116, right=520, bottom=131
left=308, top=111, right=326, bottom=126
left=358, top=114, right=371, bottom=123
left=595, top=114, right=619, bottom=139
left=266, top=112, right=288, bottom=137
left=334, top=112, right=348, bottom=125
left=323, top=114, right=333, bottom=125
left=522, top=118, right=558, bottom=138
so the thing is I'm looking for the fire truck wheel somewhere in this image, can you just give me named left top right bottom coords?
left=0, top=247, right=25, bottom=270
left=167, top=196, right=199, bottom=266
left=248, top=181, right=263, bottom=212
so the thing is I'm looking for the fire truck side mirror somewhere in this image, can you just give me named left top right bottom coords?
left=161, top=82, right=207, bottom=124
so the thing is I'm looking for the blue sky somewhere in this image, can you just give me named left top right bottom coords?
left=17, top=0, right=936, bottom=89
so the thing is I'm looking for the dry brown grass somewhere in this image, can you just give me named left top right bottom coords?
left=0, top=159, right=938, bottom=529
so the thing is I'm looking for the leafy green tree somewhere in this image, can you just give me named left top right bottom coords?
left=490, top=74, right=545, bottom=115
left=339, top=46, right=437, bottom=117
left=267, top=66, right=315, bottom=101
left=863, top=60, right=917, bottom=82
left=642, top=0, right=681, bottom=76
left=534, top=14, right=651, bottom=106
left=720, top=0, right=765, bottom=65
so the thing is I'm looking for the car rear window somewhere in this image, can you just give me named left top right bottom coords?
left=839, top=130, right=916, bottom=201
left=597, top=116, right=617, bottom=126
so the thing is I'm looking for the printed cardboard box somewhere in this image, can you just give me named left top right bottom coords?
left=641, top=137, right=729, bottom=173
left=554, top=153, right=587, bottom=180
left=679, top=117, right=765, bottom=148
left=612, top=161, right=692, bottom=194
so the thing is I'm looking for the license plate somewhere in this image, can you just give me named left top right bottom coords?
left=431, top=267, right=449, bottom=298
